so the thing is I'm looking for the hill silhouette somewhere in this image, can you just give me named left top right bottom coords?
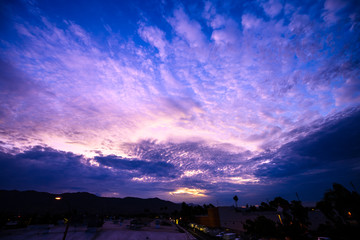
left=0, top=190, right=180, bottom=216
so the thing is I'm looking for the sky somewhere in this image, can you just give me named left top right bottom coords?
left=0, top=0, right=359, bottom=206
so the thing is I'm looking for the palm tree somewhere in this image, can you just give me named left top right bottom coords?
left=233, top=195, right=239, bottom=208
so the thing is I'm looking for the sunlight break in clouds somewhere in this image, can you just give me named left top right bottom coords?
left=170, top=188, right=207, bottom=197
left=0, top=0, right=359, bottom=204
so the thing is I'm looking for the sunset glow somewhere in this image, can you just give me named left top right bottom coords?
left=170, top=188, right=207, bottom=197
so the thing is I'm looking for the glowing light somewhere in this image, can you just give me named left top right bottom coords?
left=55, top=196, right=62, bottom=200
left=169, top=187, right=207, bottom=197
left=278, top=214, right=283, bottom=225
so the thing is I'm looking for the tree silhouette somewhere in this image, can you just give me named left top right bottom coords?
left=243, top=184, right=360, bottom=240
left=245, top=197, right=310, bottom=240
left=244, top=216, right=279, bottom=239
left=233, top=195, right=238, bottom=208
left=316, top=183, right=360, bottom=239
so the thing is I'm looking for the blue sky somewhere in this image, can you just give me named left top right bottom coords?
left=0, top=0, right=359, bottom=205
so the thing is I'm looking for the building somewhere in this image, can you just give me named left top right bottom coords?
left=195, top=207, right=326, bottom=233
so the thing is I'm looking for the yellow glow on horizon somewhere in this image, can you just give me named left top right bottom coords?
left=169, top=187, right=207, bottom=197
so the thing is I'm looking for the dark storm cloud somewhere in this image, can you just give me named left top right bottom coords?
left=255, top=107, right=360, bottom=180
left=95, top=155, right=179, bottom=178
left=0, top=145, right=194, bottom=198
left=0, top=146, right=109, bottom=191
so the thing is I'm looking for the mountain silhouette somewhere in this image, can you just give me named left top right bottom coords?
left=0, top=190, right=180, bottom=216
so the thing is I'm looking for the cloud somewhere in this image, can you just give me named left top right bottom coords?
left=169, top=8, right=207, bottom=49
left=170, top=187, right=207, bottom=197
left=1, top=0, right=360, bottom=204
left=138, top=25, right=168, bottom=60
left=202, top=3, right=241, bottom=46
left=0, top=59, right=36, bottom=125
left=322, top=0, right=347, bottom=24
left=2, top=0, right=359, bottom=156
left=0, top=107, right=359, bottom=203
left=0, top=145, right=177, bottom=198
left=242, top=13, right=262, bottom=29
left=253, top=107, right=360, bottom=198
left=260, top=0, right=283, bottom=18
left=0, top=60, right=34, bottom=96
left=0, top=141, right=252, bottom=202
left=0, top=146, right=97, bottom=191
left=95, top=155, right=179, bottom=178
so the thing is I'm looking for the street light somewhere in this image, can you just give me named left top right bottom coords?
left=55, top=196, right=71, bottom=240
